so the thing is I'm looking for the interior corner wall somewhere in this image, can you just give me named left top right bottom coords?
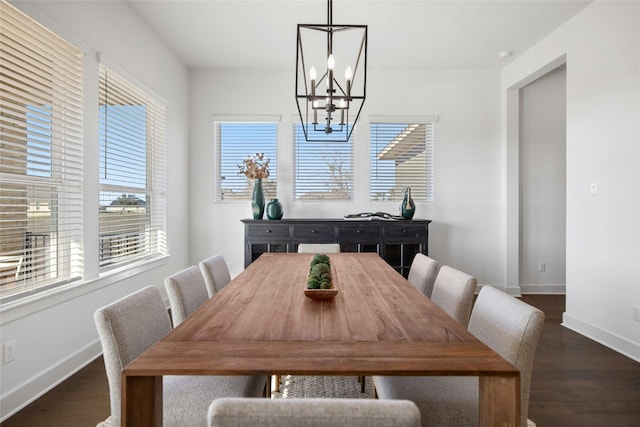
left=0, top=1, right=190, bottom=421
left=502, top=0, right=640, bottom=361
left=519, top=67, right=567, bottom=293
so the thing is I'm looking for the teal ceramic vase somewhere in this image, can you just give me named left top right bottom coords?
left=266, top=198, right=283, bottom=220
left=252, top=179, right=265, bottom=219
left=401, top=187, right=415, bottom=219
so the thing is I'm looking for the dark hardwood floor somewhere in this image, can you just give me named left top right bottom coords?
left=2, top=295, right=639, bottom=426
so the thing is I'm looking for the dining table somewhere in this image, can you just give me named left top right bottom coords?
left=122, top=252, right=520, bottom=426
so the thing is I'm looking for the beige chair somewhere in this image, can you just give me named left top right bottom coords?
left=208, top=397, right=421, bottom=427
left=373, top=285, right=545, bottom=427
left=94, top=286, right=268, bottom=427
left=430, top=265, right=476, bottom=327
left=199, top=254, right=232, bottom=297
left=165, top=265, right=210, bottom=327
left=407, top=253, right=440, bottom=297
left=297, top=243, right=341, bottom=253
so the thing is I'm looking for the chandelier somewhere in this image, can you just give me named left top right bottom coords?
left=295, top=0, right=367, bottom=142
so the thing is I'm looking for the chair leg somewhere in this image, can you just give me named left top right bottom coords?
left=264, top=377, right=271, bottom=397
left=273, top=374, right=281, bottom=393
left=360, top=376, right=365, bottom=393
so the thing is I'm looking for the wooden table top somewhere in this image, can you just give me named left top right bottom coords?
left=125, top=253, right=517, bottom=378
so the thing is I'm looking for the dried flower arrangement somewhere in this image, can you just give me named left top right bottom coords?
left=237, top=152, right=270, bottom=180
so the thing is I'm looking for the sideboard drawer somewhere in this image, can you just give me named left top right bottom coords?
left=247, top=225, right=289, bottom=238
left=292, top=224, right=335, bottom=240
left=338, top=225, right=380, bottom=241
left=385, top=225, right=426, bottom=240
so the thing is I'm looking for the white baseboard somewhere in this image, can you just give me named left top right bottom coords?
left=0, top=340, right=102, bottom=422
left=519, top=283, right=566, bottom=294
left=563, top=313, right=640, bottom=363
left=474, top=283, right=567, bottom=297
left=477, top=284, right=522, bottom=296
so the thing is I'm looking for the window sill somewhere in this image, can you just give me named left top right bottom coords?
left=0, top=255, right=170, bottom=324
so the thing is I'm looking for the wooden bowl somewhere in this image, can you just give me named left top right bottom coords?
left=304, top=288, right=338, bottom=300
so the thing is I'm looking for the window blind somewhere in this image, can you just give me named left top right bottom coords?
left=213, top=120, right=278, bottom=201
left=293, top=123, right=353, bottom=200
left=99, top=64, right=166, bottom=269
left=370, top=121, right=435, bottom=202
left=0, top=1, right=84, bottom=299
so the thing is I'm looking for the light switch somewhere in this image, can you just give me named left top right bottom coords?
left=590, top=183, right=598, bottom=195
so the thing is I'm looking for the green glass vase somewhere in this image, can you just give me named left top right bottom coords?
left=401, top=187, right=415, bottom=219
left=251, top=179, right=265, bottom=219
left=266, top=198, right=283, bottom=220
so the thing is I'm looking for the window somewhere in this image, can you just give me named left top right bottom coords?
left=0, top=1, right=84, bottom=299
left=213, top=119, right=278, bottom=201
left=293, top=123, right=354, bottom=200
left=99, top=64, right=167, bottom=269
left=370, top=119, right=435, bottom=202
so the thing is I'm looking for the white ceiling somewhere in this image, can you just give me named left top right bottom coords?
left=128, top=0, right=590, bottom=70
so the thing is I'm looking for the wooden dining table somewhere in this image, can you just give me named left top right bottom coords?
left=122, top=252, right=520, bottom=426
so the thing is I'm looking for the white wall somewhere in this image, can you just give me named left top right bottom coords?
left=0, top=1, right=190, bottom=420
left=502, top=0, right=640, bottom=360
left=519, top=67, right=567, bottom=292
left=189, top=67, right=504, bottom=285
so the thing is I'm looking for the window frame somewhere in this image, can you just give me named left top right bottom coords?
left=292, top=121, right=356, bottom=201
left=0, top=1, right=84, bottom=301
left=368, top=115, right=437, bottom=203
left=212, top=116, right=280, bottom=203
left=98, top=63, right=167, bottom=271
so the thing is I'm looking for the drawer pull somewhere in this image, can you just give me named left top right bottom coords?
left=356, top=230, right=361, bottom=234
left=266, top=229, right=272, bottom=233
left=311, top=229, right=317, bottom=233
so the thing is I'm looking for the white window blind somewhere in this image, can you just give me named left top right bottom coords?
left=213, top=120, right=278, bottom=201
left=370, top=121, right=435, bottom=202
left=99, top=64, right=166, bottom=269
left=293, top=123, right=353, bottom=200
left=0, top=1, right=84, bottom=299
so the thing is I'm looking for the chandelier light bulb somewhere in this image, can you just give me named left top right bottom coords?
left=327, top=54, right=335, bottom=71
left=309, top=66, right=317, bottom=81
left=345, top=66, right=352, bottom=81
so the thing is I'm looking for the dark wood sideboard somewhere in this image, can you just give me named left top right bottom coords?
left=242, top=218, right=431, bottom=277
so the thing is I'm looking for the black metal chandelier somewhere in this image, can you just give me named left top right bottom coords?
left=295, top=0, right=367, bottom=142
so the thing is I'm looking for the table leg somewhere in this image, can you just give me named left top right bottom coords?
left=122, top=375, right=162, bottom=427
left=479, top=375, right=520, bottom=427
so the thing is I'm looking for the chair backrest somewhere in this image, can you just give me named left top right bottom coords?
left=94, top=286, right=172, bottom=426
left=208, top=397, right=421, bottom=427
left=469, top=285, right=545, bottom=427
left=165, top=265, right=209, bottom=326
left=407, top=253, right=440, bottom=297
left=297, top=243, right=341, bottom=253
left=430, top=265, right=476, bottom=327
left=199, top=254, right=232, bottom=297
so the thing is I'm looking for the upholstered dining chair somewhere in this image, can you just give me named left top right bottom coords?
left=208, top=397, right=421, bottom=427
left=373, top=285, right=545, bottom=427
left=199, top=254, right=232, bottom=297
left=297, top=243, right=341, bottom=253
left=165, top=265, right=210, bottom=327
left=407, top=253, right=440, bottom=297
left=430, top=265, right=477, bottom=327
left=94, top=286, right=268, bottom=427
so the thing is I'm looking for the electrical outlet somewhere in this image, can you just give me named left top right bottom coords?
left=538, top=263, right=546, bottom=273
left=3, top=340, right=16, bottom=364
left=632, top=306, right=640, bottom=323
